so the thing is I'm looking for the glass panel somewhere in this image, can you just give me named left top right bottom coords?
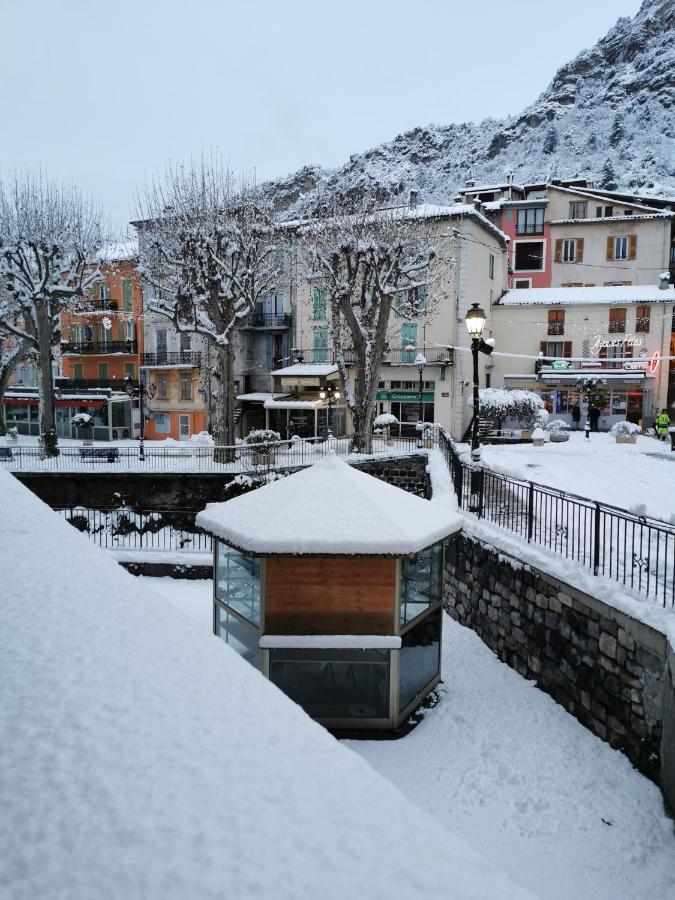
left=269, top=648, right=390, bottom=719
left=399, top=607, right=442, bottom=713
left=215, top=605, right=260, bottom=669
left=400, top=542, right=443, bottom=626
left=215, top=542, right=261, bottom=626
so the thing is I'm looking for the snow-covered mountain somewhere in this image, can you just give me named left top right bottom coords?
left=268, top=0, right=675, bottom=216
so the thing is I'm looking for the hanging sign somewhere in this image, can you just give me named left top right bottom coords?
left=552, top=360, right=570, bottom=370
left=647, top=352, right=660, bottom=375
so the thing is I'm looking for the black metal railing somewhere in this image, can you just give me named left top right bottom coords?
left=243, top=313, right=292, bottom=329
left=56, top=378, right=130, bottom=392
left=141, top=351, right=202, bottom=367
left=438, top=430, right=675, bottom=607
left=61, top=340, right=137, bottom=355
left=56, top=507, right=213, bottom=553
left=293, top=348, right=453, bottom=366
left=0, top=431, right=437, bottom=473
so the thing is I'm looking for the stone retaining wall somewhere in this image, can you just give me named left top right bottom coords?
left=444, top=533, right=672, bottom=804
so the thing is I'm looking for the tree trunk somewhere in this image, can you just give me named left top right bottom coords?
left=348, top=347, right=377, bottom=454
left=213, top=342, right=236, bottom=463
left=36, top=303, right=59, bottom=456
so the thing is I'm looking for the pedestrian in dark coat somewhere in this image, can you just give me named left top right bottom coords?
left=571, top=405, right=581, bottom=430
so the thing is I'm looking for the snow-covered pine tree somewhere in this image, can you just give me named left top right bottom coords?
left=542, top=125, right=558, bottom=155
left=304, top=202, right=438, bottom=453
left=600, top=158, right=618, bottom=190
left=138, top=158, right=282, bottom=460
left=609, top=113, right=624, bottom=148
left=0, top=173, right=103, bottom=455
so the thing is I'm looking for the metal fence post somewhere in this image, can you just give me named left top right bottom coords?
left=593, top=502, right=601, bottom=576
left=527, top=482, right=534, bottom=543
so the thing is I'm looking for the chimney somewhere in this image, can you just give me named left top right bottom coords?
left=465, top=175, right=476, bottom=189
left=659, top=272, right=671, bottom=290
left=408, top=189, right=419, bottom=210
left=473, top=197, right=482, bottom=212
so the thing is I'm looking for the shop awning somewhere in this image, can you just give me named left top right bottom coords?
left=539, top=371, right=647, bottom=383
left=263, top=399, right=324, bottom=410
left=236, top=393, right=289, bottom=404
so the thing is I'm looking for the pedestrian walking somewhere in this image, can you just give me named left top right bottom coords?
left=655, top=408, right=671, bottom=441
left=589, top=406, right=600, bottom=432
left=571, top=405, right=581, bottom=430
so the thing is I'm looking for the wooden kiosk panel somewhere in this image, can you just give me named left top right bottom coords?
left=264, top=556, right=397, bottom=635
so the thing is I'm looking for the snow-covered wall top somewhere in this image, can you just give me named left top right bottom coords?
left=265, top=0, right=675, bottom=216
left=499, top=285, right=675, bottom=305
left=0, top=471, right=533, bottom=899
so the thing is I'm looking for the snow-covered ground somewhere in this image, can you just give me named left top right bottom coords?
left=144, top=575, right=675, bottom=900
left=471, top=432, right=675, bottom=523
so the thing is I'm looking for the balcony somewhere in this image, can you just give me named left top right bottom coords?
left=61, top=340, right=137, bottom=355
left=56, top=378, right=130, bottom=392
left=294, top=348, right=454, bottom=366
left=241, top=313, right=292, bottom=330
left=141, top=351, right=202, bottom=367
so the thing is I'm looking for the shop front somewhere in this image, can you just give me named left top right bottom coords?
left=376, top=388, right=435, bottom=436
left=4, top=388, right=132, bottom=440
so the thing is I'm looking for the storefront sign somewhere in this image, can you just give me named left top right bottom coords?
left=647, top=352, right=660, bottom=375
left=552, top=360, right=570, bottom=370
left=590, top=334, right=643, bottom=353
left=376, top=390, right=435, bottom=402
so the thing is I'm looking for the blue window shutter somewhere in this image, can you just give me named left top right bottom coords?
left=266, top=336, right=274, bottom=370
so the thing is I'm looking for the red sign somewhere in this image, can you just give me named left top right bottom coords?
left=647, top=352, right=660, bottom=375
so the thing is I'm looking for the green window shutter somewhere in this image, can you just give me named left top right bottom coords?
left=121, top=279, right=133, bottom=311
left=417, top=285, right=428, bottom=315
left=313, top=325, right=328, bottom=362
left=312, top=287, right=326, bottom=320
left=401, top=323, right=417, bottom=363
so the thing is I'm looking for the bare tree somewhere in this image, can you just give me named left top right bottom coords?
left=0, top=173, right=103, bottom=455
left=137, top=158, right=281, bottom=457
left=305, top=205, right=437, bottom=453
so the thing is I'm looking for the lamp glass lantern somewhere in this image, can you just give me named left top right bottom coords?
left=465, top=303, right=487, bottom=338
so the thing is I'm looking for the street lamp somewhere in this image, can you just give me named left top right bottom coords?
left=414, top=352, right=427, bottom=448
left=125, top=375, right=156, bottom=461
left=319, top=382, right=341, bottom=437
left=465, top=303, right=493, bottom=463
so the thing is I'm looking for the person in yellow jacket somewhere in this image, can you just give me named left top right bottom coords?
left=655, top=409, right=671, bottom=440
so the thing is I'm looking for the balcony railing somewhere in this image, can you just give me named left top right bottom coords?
left=547, top=323, right=564, bottom=335
left=61, top=340, right=137, bottom=355
left=293, top=348, right=454, bottom=366
left=608, top=320, right=626, bottom=333
left=56, top=378, right=130, bottom=392
left=242, top=313, right=292, bottom=329
left=141, top=351, right=202, bottom=367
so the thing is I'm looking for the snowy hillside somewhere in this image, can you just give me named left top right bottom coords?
left=267, top=0, right=675, bottom=215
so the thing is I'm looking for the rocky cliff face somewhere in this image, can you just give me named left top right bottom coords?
left=268, top=0, right=675, bottom=216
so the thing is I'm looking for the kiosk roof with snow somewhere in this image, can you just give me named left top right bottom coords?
left=196, top=454, right=461, bottom=731
left=196, top=452, right=460, bottom=556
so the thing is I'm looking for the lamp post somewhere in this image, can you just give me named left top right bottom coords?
left=125, top=375, right=156, bottom=461
left=319, top=382, right=341, bottom=437
left=414, top=353, right=427, bottom=448
left=465, top=303, right=488, bottom=462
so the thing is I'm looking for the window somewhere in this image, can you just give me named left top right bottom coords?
left=401, top=323, right=417, bottom=364
left=400, top=543, right=443, bottom=626
left=608, top=234, right=636, bottom=261
left=154, top=413, right=171, bottom=434
left=562, top=239, right=576, bottom=262
left=124, top=321, right=134, bottom=342
left=613, top=236, right=628, bottom=260
left=156, top=329, right=167, bottom=354
left=489, top=253, right=495, bottom=279
left=596, top=205, right=614, bottom=217
left=635, top=306, right=650, bottom=333
left=156, top=373, right=169, bottom=399
left=216, top=606, right=259, bottom=668
left=624, top=209, right=633, bottom=216
left=179, top=332, right=191, bottom=352
left=514, top=241, right=544, bottom=271
left=215, top=542, right=261, bottom=626
left=514, top=278, right=531, bottom=288
left=312, top=287, right=326, bottom=320
left=569, top=201, right=587, bottom=219
left=394, top=284, right=428, bottom=318
left=124, top=363, right=135, bottom=378
left=98, top=363, right=108, bottom=379
left=179, top=371, right=193, bottom=400
left=555, top=238, right=583, bottom=263
left=516, top=207, right=544, bottom=235
left=312, top=325, right=328, bottom=363
left=540, top=341, right=572, bottom=358
left=94, top=281, right=110, bottom=301
left=121, top=279, right=133, bottom=311
left=608, top=308, right=626, bottom=333
left=399, top=607, right=442, bottom=714
left=72, top=364, right=84, bottom=380
left=548, top=309, right=565, bottom=335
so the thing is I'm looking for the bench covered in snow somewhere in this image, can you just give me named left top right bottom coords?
left=79, top=447, right=120, bottom=463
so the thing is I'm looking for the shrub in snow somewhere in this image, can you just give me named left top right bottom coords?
left=531, top=427, right=546, bottom=440
left=471, top=388, right=545, bottom=431
left=244, top=429, right=281, bottom=446
left=71, top=413, right=93, bottom=429
left=611, top=421, right=640, bottom=437
left=545, top=419, right=569, bottom=434
left=6, top=427, right=18, bottom=439
left=373, top=413, right=398, bottom=429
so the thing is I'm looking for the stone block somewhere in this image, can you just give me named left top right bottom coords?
left=635, top=645, right=664, bottom=674
left=599, top=616, right=618, bottom=637
left=600, top=655, right=620, bottom=675
left=513, top=627, right=526, bottom=645
left=534, top=593, right=549, bottom=610
left=617, top=628, right=635, bottom=651
left=599, top=633, right=617, bottom=659
left=581, top=691, right=592, bottom=711
left=488, top=607, right=498, bottom=622
left=592, top=719, right=607, bottom=740
left=548, top=595, right=562, bottom=613
left=558, top=592, right=573, bottom=607
left=528, top=654, right=542, bottom=674
left=510, top=611, right=521, bottom=627
left=544, top=611, right=559, bottom=630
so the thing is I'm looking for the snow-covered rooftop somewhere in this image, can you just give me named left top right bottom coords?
left=196, top=453, right=462, bottom=555
left=498, top=285, right=675, bottom=306
left=96, top=237, right=139, bottom=262
left=272, top=362, right=339, bottom=377
left=0, top=471, right=530, bottom=899
left=236, top=391, right=289, bottom=402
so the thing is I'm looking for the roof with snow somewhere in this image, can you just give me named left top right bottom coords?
left=497, top=285, right=675, bottom=307
left=0, top=471, right=531, bottom=900
left=96, top=238, right=139, bottom=262
left=196, top=453, right=461, bottom=555
left=272, top=362, right=339, bottom=377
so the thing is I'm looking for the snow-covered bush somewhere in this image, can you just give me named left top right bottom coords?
left=6, top=426, right=18, bottom=440
left=471, top=388, right=545, bottom=431
left=373, top=413, right=398, bottom=429
left=244, top=429, right=282, bottom=447
left=611, top=421, right=640, bottom=437
left=71, top=413, right=93, bottom=429
left=531, top=426, right=546, bottom=443
left=545, top=419, right=569, bottom=434
left=243, top=428, right=282, bottom=465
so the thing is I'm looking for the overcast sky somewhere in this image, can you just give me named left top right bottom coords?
left=0, top=0, right=641, bottom=230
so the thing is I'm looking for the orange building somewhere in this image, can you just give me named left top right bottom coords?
left=60, top=246, right=143, bottom=392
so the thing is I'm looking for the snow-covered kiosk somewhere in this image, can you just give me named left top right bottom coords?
left=196, top=454, right=461, bottom=730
